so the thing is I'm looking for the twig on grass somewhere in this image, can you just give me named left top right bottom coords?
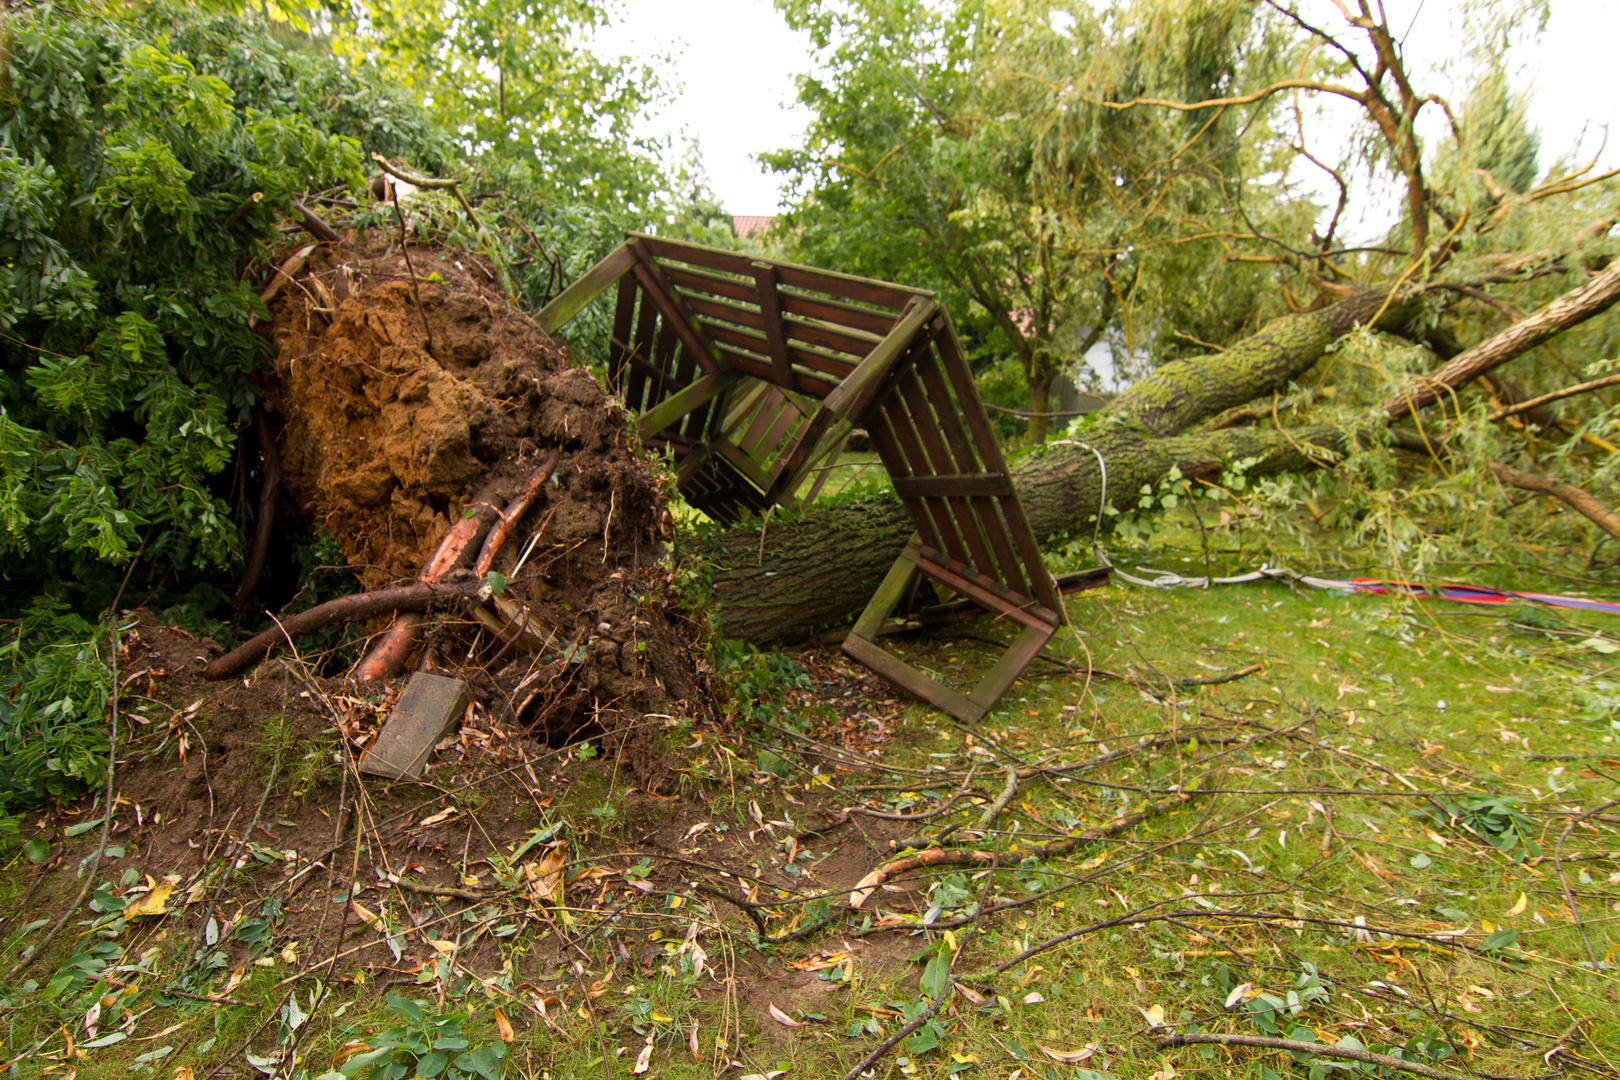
left=848, top=791, right=1194, bottom=908
left=1153, top=1032, right=1479, bottom=1080
left=1553, top=798, right=1618, bottom=967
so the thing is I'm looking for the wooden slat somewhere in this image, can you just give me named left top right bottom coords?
left=967, top=624, right=1054, bottom=713
left=778, top=291, right=898, bottom=336
left=698, top=317, right=858, bottom=379
left=633, top=232, right=930, bottom=312
left=893, top=366, right=1004, bottom=588
left=606, top=276, right=637, bottom=390
left=863, top=404, right=940, bottom=550
left=752, top=261, right=795, bottom=388
left=714, top=440, right=779, bottom=494
left=934, top=319, right=1063, bottom=612
left=877, top=392, right=968, bottom=565
left=629, top=242, right=725, bottom=375
left=914, top=545, right=1059, bottom=627
left=772, top=263, right=925, bottom=313
left=911, top=556, right=1051, bottom=634
left=851, top=540, right=921, bottom=639
left=624, top=283, right=662, bottom=412
left=712, top=344, right=842, bottom=397
left=663, top=261, right=898, bottom=341
left=842, top=633, right=982, bottom=723
left=637, top=372, right=736, bottom=439
left=890, top=474, right=1013, bottom=499
left=537, top=243, right=636, bottom=334
left=660, top=262, right=759, bottom=305
left=820, top=298, right=937, bottom=422
left=911, top=346, right=1027, bottom=590
left=677, top=285, right=883, bottom=362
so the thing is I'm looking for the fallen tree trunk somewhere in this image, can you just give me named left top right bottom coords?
left=699, top=420, right=1347, bottom=643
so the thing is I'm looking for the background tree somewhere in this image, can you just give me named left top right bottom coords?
left=331, top=0, right=667, bottom=210
left=765, top=0, right=1285, bottom=437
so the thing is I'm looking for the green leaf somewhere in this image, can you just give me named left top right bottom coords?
left=1481, top=928, right=1520, bottom=952
left=22, top=835, right=48, bottom=863
left=414, top=1052, right=449, bottom=1078
left=920, top=952, right=950, bottom=1001
left=486, top=571, right=506, bottom=597
left=387, top=995, right=425, bottom=1024
left=1409, top=853, right=1432, bottom=869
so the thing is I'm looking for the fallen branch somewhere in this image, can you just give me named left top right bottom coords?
left=393, top=878, right=493, bottom=903
left=1488, top=372, right=1620, bottom=423
left=1383, top=258, right=1620, bottom=419
left=1154, top=1032, right=1478, bottom=1080
left=371, top=153, right=480, bottom=226
left=1487, top=461, right=1620, bottom=543
left=847, top=791, right=1191, bottom=907
left=293, top=200, right=342, bottom=244
left=203, top=580, right=485, bottom=680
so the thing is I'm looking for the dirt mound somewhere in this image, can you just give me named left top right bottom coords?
left=258, top=234, right=716, bottom=782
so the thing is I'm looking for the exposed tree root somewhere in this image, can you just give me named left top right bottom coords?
left=204, top=580, right=485, bottom=680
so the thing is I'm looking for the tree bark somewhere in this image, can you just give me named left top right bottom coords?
left=1381, top=258, right=1620, bottom=419
left=700, top=423, right=1344, bottom=643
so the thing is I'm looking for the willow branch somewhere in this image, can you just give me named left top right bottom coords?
left=1488, top=372, right=1620, bottom=422
left=1487, top=463, right=1620, bottom=544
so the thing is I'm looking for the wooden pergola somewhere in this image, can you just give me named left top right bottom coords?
left=539, top=234, right=1063, bottom=723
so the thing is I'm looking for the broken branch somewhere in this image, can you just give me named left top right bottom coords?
left=1488, top=371, right=1620, bottom=422
left=1488, top=462, right=1620, bottom=543
left=1383, top=258, right=1620, bottom=419
left=1153, top=1033, right=1476, bottom=1080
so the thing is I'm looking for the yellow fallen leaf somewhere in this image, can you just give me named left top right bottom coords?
left=1138, top=1003, right=1166, bottom=1027
left=531, top=844, right=567, bottom=903
left=350, top=902, right=383, bottom=931
left=1078, top=851, right=1108, bottom=871
left=493, top=1008, right=514, bottom=1042
left=429, top=940, right=457, bottom=955
left=1507, top=892, right=1528, bottom=917
left=222, top=966, right=246, bottom=996
left=1040, top=1043, right=1096, bottom=1064
left=124, top=883, right=174, bottom=919
left=172, top=1068, right=196, bottom=1080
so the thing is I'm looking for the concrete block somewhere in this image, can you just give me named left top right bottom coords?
left=360, top=672, right=471, bottom=780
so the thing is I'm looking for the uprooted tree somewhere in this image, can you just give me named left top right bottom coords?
left=5, top=0, right=1620, bottom=812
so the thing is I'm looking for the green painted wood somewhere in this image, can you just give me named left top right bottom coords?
left=537, top=244, right=635, bottom=334
left=636, top=372, right=736, bottom=439
left=967, top=624, right=1054, bottom=713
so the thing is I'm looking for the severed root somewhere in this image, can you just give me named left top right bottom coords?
left=203, top=580, right=485, bottom=680
left=474, top=451, right=561, bottom=575
left=352, top=476, right=510, bottom=683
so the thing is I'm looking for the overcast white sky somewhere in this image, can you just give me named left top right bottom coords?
left=593, top=0, right=1613, bottom=220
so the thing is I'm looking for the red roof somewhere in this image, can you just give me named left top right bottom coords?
left=732, top=215, right=777, bottom=239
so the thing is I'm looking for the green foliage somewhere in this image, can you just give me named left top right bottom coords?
left=333, top=0, right=665, bottom=211
left=340, top=995, right=507, bottom=1080
left=0, top=3, right=370, bottom=592
left=0, top=599, right=113, bottom=812
left=1417, top=795, right=1541, bottom=862
left=766, top=0, right=1280, bottom=435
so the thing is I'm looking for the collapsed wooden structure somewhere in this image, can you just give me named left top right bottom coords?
left=539, top=235, right=1063, bottom=723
